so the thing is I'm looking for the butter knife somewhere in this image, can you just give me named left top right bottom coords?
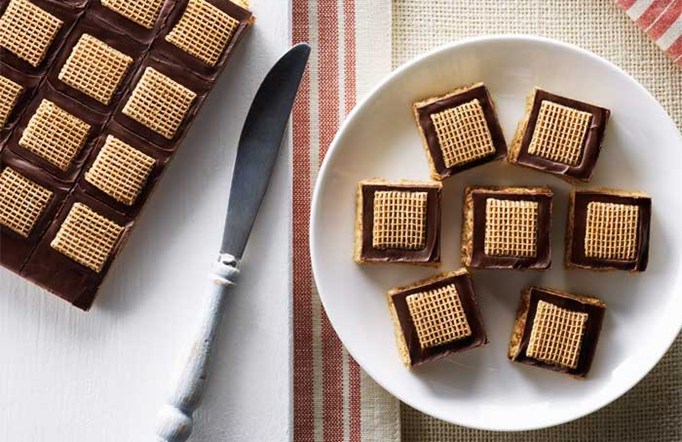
left=155, top=43, right=310, bottom=442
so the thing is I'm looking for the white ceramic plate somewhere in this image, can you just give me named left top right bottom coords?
left=310, top=36, right=682, bottom=431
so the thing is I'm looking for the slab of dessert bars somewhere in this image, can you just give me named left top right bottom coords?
left=387, top=268, right=487, bottom=367
left=566, top=189, right=651, bottom=272
left=413, top=83, right=507, bottom=180
left=509, top=88, right=610, bottom=183
left=355, top=179, right=442, bottom=265
left=0, top=0, right=254, bottom=309
left=508, top=286, right=606, bottom=377
left=461, top=186, right=553, bottom=270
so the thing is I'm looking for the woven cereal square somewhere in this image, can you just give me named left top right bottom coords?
left=51, top=202, right=124, bottom=272
left=58, top=34, right=133, bottom=105
left=527, top=300, right=588, bottom=369
left=372, top=190, right=427, bottom=250
left=85, top=135, right=155, bottom=206
left=406, top=283, right=472, bottom=349
left=585, top=202, right=639, bottom=260
left=430, top=99, right=495, bottom=168
left=0, top=167, right=52, bottom=237
left=0, top=75, right=23, bottom=128
left=101, top=0, right=166, bottom=29
left=165, top=0, right=240, bottom=66
left=122, top=67, right=196, bottom=139
left=0, top=0, right=63, bottom=67
left=19, top=100, right=91, bottom=171
left=484, top=198, right=538, bottom=257
left=528, top=101, right=592, bottom=166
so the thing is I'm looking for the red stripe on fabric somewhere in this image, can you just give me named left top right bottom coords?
left=291, top=1, right=313, bottom=441
left=316, top=4, right=344, bottom=442
left=617, top=0, right=638, bottom=9
left=342, top=0, right=362, bottom=440
left=648, top=0, right=682, bottom=40
left=637, top=0, right=674, bottom=29
left=317, top=10, right=340, bottom=164
left=667, top=34, right=682, bottom=58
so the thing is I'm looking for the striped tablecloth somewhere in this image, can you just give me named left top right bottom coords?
left=291, top=1, right=681, bottom=441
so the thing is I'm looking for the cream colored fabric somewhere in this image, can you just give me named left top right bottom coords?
left=393, top=1, right=681, bottom=440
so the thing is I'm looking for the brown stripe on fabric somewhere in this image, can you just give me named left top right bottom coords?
left=292, top=0, right=314, bottom=440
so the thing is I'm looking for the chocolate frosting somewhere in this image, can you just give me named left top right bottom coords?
left=0, top=0, right=86, bottom=75
left=469, top=188, right=553, bottom=269
left=46, top=15, right=149, bottom=114
left=7, top=83, right=108, bottom=183
left=153, top=0, right=255, bottom=80
left=79, top=122, right=171, bottom=216
left=568, top=190, right=650, bottom=271
left=21, top=189, right=134, bottom=310
left=415, top=84, right=507, bottom=178
left=391, top=272, right=487, bottom=365
left=511, top=287, right=605, bottom=377
left=0, top=62, right=42, bottom=143
left=86, top=0, right=178, bottom=45
left=0, top=149, right=70, bottom=272
left=516, top=89, right=610, bottom=182
left=113, top=54, right=210, bottom=149
left=360, top=183, right=440, bottom=263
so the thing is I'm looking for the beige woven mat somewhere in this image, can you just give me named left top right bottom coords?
left=392, top=1, right=682, bottom=441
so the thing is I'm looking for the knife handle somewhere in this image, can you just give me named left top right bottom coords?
left=155, top=253, right=240, bottom=442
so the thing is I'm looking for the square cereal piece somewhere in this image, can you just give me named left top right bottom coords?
left=0, top=74, right=23, bottom=128
left=387, top=268, right=487, bottom=367
left=508, top=287, right=606, bottom=378
left=165, top=0, right=241, bottom=66
left=101, top=0, right=166, bottom=29
left=0, top=150, right=70, bottom=272
left=509, top=88, right=610, bottom=183
left=18, top=99, right=91, bottom=171
left=0, top=167, right=53, bottom=238
left=122, top=67, right=197, bottom=140
left=355, top=179, right=441, bottom=265
left=84, top=135, right=156, bottom=206
left=58, top=34, right=133, bottom=105
left=50, top=202, right=124, bottom=273
left=0, top=0, right=63, bottom=67
left=413, top=83, right=507, bottom=180
left=461, top=186, right=552, bottom=270
left=566, top=189, right=651, bottom=272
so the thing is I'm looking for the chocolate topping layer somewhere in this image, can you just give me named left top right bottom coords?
left=79, top=122, right=171, bottom=216
left=0, top=149, right=70, bottom=272
left=7, top=83, right=108, bottom=183
left=515, top=89, right=610, bottom=182
left=0, top=0, right=86, bottom=75
left=414, top=84, right=507, bottom=179
left=390, top=271, right=487, bottom=365
left=467, top=187, right=552, bottom=269
left=46, top=16, right=148, bottom=113
left=510, top=287, right=606, bottom=377
left=0, top=62, right=42, bottom=143
left=86, top=0, right=177, bottom=45
left=360, top=183, right=440, bottom=264
left=153, top=0, right=255, bottom=80
left=567, top=190, right=651, bottom=271
left=21, top=189, right=134, bottom=310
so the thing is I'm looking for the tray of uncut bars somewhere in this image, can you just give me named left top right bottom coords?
left=0, top=0, right=254, bottom=309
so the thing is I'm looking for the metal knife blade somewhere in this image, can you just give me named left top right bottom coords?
left=220, top=43, right=310, bottom=257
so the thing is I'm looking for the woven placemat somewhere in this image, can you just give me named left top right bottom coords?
left=393, top=1, right=681, bottom=440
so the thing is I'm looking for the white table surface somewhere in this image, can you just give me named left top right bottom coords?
left=0, top=1, right=292, bottom=441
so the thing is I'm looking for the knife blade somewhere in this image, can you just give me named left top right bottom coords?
left=221, top=42, right=311, bottom=257
left=155, top=44, right=310, bottom=442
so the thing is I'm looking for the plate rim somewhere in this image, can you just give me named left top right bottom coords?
left=309, top=34, right=682, bottom=431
